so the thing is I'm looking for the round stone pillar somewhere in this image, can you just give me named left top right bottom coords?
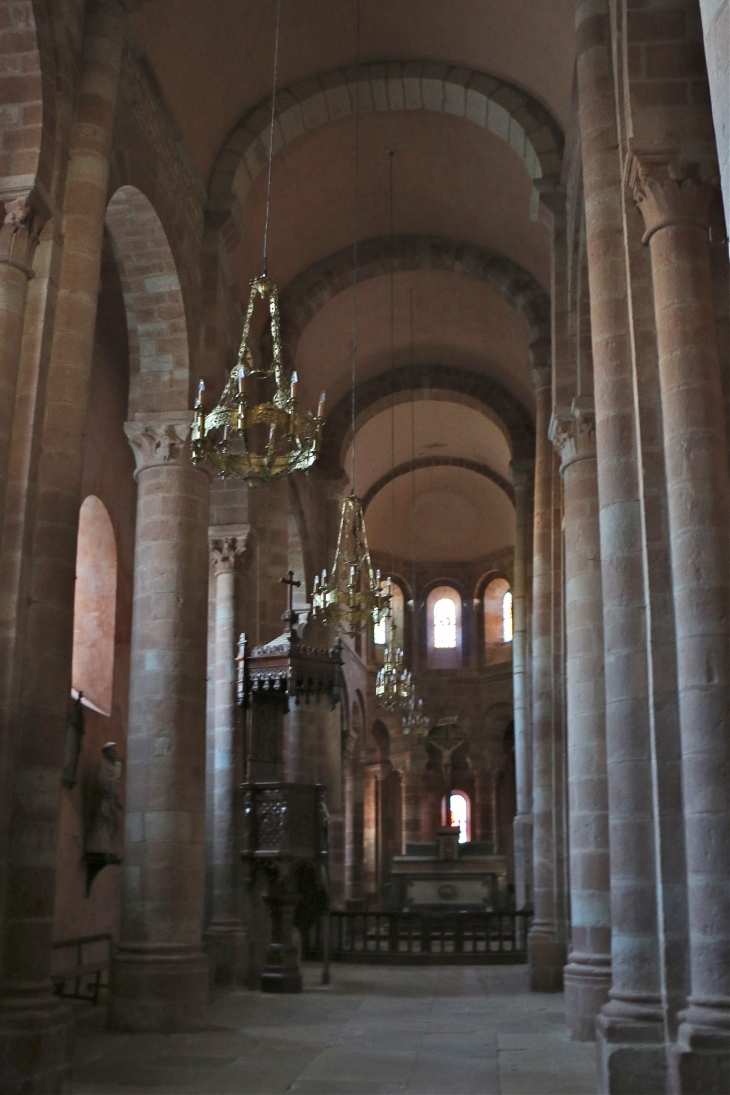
left=527, top=367, right=566, bottom=991
left=0, top=195, right=42, bottom=538
left=111, top=414, right=210, bottom=1031
left=401, top=764, right=422, bottom=851
left=574, top=3, right=667, bottom=1089
left=554, top=404, right=611, bottom=1041
left=631, top=156, right=730, bottom=1093
left=511, top=459, right=533, bottom=909
left=204, top=532, right=248, bottom=987
left=0, top=3, right=125, bottom=1088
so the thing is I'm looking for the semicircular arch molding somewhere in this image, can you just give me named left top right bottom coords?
left=209, top=61, right=564, bottom=237
left=278, top=234, right=550, bottom=370
left=105, top=185, right=190, bottom=417
left=322, top=363, right=535, bottom=474
left=362, top=457, right=515, bottom=513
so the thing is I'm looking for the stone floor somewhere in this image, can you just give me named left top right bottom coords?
left=71, top=964, right=597, bottom=1094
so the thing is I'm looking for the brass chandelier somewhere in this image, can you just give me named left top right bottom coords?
left=311, top=1, right=386, bottom=638
left=191, top=275, right=324, bottom=483
left=375, top=587, right=411, bottom=709
left=311, top=494, right=390, bottom=638
left=191, top=0, right=324, bottom=485
left=401, top=684, right=430, bottom=737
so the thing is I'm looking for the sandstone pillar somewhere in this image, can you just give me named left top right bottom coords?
left=554, top=403, right=611, bottom=1041
left=0, top=195, right=42, bottom=540
left=402, top=764, right=421, bottom=850
left=575, top=3, right=667, bottom=1089
left=363, top=763, right=385, bottom=903
left=511, top=459, right=533, bottom=908
left=0, top=4, right=125, bottom=1088
left=111, top=415, right=210, bottom=1031
left=631, top=157, right=730, bottom=1094
left=204, top=530, right=248, bottom=987
left=527, top=367, right=565, bottom=990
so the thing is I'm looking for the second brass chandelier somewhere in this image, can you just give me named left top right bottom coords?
left=310, top=0, right=388, bottom=638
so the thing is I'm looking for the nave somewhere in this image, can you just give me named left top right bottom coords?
left=70, top=966, right=595, bottom=1095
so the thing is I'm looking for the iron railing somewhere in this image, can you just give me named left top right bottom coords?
left=303, top=909, right=533, bottom=964
left=51, top=933, right=112, bottom=1004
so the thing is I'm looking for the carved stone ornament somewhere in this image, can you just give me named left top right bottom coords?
left=550, top=399, right=596, bottom=471
left=510, top=458, right=534, bottom=493
left=530, top=357, right=551, bottom=392
left=0, top=193, right=43, bottom=276
left=211, top=533, right=248, bottom=575
left=626, top=154, right=718, bottom=244
left=124, top=413, right=195, bottom=478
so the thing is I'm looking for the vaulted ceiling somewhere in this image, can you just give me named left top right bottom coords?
left=129, top=0, right=574, bottom=562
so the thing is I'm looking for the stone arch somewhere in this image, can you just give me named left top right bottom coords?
left=105, top=186, right=190, bottom=416
left=0, top=0, right=56, bottom=206
left=321, top=363, right=535, bottom=474
left=482, top=702, right=514, bottom=741
left=362, top=456, right=514, bottom=513
left=209, top=61, right=564, bottom=234
left=279, top=234, right=550, bottom=367
left=371, top=719, right=391, bottom=764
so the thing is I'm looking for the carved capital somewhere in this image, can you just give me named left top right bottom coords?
left=124, top=412, right=196, bottom=478
left=0, top=193, right=44, bottom=275
left=550, top=399, right=596, bottom=471
left=211, top=536, right=248, bottom=575
left=627, top=154, right=718, bottom=243
left=529, top=337, right=552, bottom=390
left=510, top=459, right=534, bottom=493
left=531, top=363, right=551, bottom=391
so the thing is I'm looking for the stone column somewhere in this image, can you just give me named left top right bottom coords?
left=574, top=3, right=667, bottom=1089
left=363, top=763, right=385, bottom=902
left=344, top=729, right=365, bottom=905
left=0, top=4, right=125, bottom=1088
left=630, top=156, right=730, bottom=1093
left=204, top=529, right=248, bottom=987
left=0, top=194, right=42, bottom=539
left=527, top=366, right=565, bottom=991
left=511, top=459, right=534, bottom=908
left=402, top=763, right=422, bottom=851
left=111, top=414, right=210, bottom=1031
left=553, top=403, right=611, bottom=1041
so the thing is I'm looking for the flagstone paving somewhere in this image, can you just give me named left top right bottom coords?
left=71, top=964, right=596, bottom=1094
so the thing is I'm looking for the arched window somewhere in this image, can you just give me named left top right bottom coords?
left=426, top=585, right=462, bottom=669
left=433, top=598, right=456, bottom=649
left=374, top=581, right=404, bottom=647
left=72, top=496, right=117, bottom=715
left=482, top=577, right=512, bottom=665
left=442, top=792, right=470, bottom=843
left=502, top=590, right=513, bottom=643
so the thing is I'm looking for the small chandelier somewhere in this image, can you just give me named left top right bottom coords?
left=401, top=681, right=430, bottom=736
left=311, top=493, right=390, bottom=637
left=375, top=617, right=411, bottom=710
left=191, top=275, right=324, bottom=484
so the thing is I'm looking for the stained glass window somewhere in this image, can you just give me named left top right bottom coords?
left=433, top=597, right=457, bottom=649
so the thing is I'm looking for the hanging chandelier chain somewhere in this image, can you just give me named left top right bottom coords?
left=350, top=0, right=361, bottom=491
left=262, top=0, right=283, bottom=278
left=389, top=148, right=396, bottom=584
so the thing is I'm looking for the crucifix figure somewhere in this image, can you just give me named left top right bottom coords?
left=429, top=719, right=468, bottom=827
left=280, top=570, right=301, bottom=639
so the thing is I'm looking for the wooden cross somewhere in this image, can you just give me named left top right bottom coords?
left=280, top=570, right=301, bottom=616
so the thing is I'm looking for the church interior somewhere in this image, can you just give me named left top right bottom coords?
left=0, top=1, right=728, bottom=1092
